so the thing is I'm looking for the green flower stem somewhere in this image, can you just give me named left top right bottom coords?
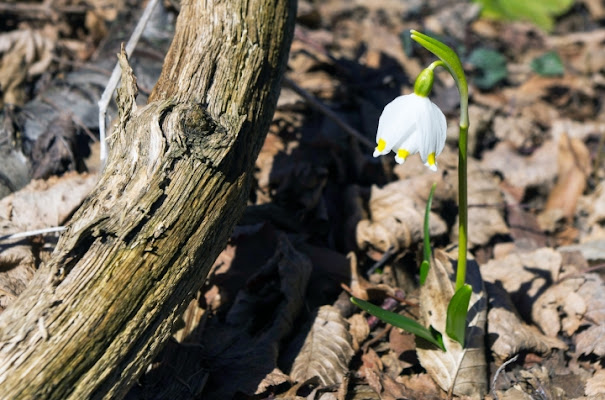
left=456, top=124, right=468, bottom=291
left=410, top=30, right=469, bottom=291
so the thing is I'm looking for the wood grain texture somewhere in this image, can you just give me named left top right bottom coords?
left=0, top=0, right=296, bottom=398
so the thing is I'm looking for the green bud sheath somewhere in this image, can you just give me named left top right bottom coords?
left=414, top=68, right=435, bottom=97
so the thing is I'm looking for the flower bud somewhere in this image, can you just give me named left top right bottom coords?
left=414, top=67, right=435, bottom=98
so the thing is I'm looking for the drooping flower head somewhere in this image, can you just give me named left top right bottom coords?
left=374, top=66, right=446, bottom=171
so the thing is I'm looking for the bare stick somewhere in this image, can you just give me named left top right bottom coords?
left=0, top=226, right=65, bottom=242
left=97, top=0, right=160, bottom=164
left=282, top=78, right=375, bottom=149
left=491, top=354, right=519, bottom=400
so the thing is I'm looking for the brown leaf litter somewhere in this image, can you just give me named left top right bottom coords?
left=1, top=0, right=605, bottom=399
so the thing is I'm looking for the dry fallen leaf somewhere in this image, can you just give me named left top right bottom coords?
left=290, top=305, right=354, bottom=386
left=416, top=250, right=488, bottom=398
left=533, top=270, right=605, bottom=338
left=585, top=369, right=605, bottom=396
left=255, top=368, right=292, bottom=396
left=486, top=281, right=566, bottom=363
left=0, top=172, right=98, bottom=230
left=538, top=133, right=591, bottom=230
left=559, top=239, right=605, bottom=263
left=587, top=181, right=605, bottom=227
left=481, top=140, right=558, bottom=196
left=356, top=180, right=447, bottom=252
left=481, top=247, right=563, bottom=319
left=348, top=312, right=370, bottom=351
left=0, top=222, right=36, bottom=313
left=0, top=171, right=98, bottom=312
left=0, top=28, right=55, bottom=107
left=575, top=324, right=605, bottom=358
left=495, top=365, right=567, bottom=400
left=393, top=148, right=509, bottom=248
left=190, top=234, right=312, bottom=400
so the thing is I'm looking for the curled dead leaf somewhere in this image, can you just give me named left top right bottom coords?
left=585, top=369, right=605, bottom=396
left=481, top=247, right=563, bottom=319
left=348, top=313, right=370, bottom=351
left=575, top=324, right=605, bottom=358
left=356, top=181, right=447, bottom=252
left=0, top=222, right=35, bottom=313
left=486, top=281, right=566, bottom=363
left=290, top=305, right=354, bottom=386
left=533, top=270, right=605, bottom=338
left=538, top=133, right=591, bottom=230
left=0, top=29, right=55, bottom=107
left=416, top=250, right=488, bottom=398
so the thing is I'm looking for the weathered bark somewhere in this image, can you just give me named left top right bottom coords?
left=0, top=1, right=296, bottom=398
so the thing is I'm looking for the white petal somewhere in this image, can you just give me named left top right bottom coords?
left=424, top=160, right=438, bottom=172
left=429, top=101, right=447, bottom=156
left=375, top=95, right=417, bottom=155
left=417, top=98, right=447, bottom=163
left=394, top=128, right=422, bottom=163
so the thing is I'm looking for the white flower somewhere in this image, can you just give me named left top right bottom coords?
left=374, top=93, right=446, bottom=171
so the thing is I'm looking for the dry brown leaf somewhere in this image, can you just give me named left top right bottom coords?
left=392, top=148, right=509, bottom=248
left=548, top=29, right=605, bottom=75
left=463, top=164, right=510, bottom=247
left=356, top=180, right=447, bottom=252
left=0, top=172, right=97, bottom=312
left=424, top=3, right=480, bottom=41
left=575, top=325, right=605, bottom=358
left=587, top=181, right=605, bottom=226
left=533, top=270, right=605, bottom=338
left=290, top=305, right=354, bottom=386
left=348, top=312, right=370, bottom=351
left=494, top=365, right=566, bottom=400
left=255, top=368, right=292, bottom=396
left=585, top=369, right=605, bottom=396
left=359, top=348, right=383, bottom=397
left=0, top=172, right=98, bottom=230
left=492, top=114, right=543, bottom=150
left=492, top=387, right=535, bottom=400
left=0, top=222, right=36, bottom=313
left=396, top=374, right=444, bottom=400
left=481, top=247, right=563, bottom=319
left=416, top=250, right=488, bottom=398
left=0, top=29, right=55, bottom=107
left=486, top=282, right=566, bottom=362
left=481, top=140, right=558, bottom=194
left=192, top=234, right=312, bottom=400
left=559, top=240, right=605, bottom=263
left=539, top=133, right=591, bottom=229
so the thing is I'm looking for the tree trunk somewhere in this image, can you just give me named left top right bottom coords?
left=0, top=1, right=296, bottom=398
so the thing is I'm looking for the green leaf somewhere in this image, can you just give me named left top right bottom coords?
left=419, top=260, right=430, bottom=286
left=467, top=48, right=508, bottom=90
left=446, top=284, right=472, bottom=346
left=351, top=297, right=445, bottom=351
left=410, top=30, right=469, bottom=127
left=420, top=183, right=437, bottom=285
left=472, top=0, right=574, bottom=32
left=531, top=51, right=565, bottom=76
left=410, top=30, right=467, bottom=100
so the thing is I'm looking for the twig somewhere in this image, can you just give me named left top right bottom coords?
left=97, top=0, right=160, bottom=164
left=491, top=354, right=519, bottom=400
left=282, top=78, right=375, bottom=149
left=366, top=245, right=396, bottom=275
left=0, top=226, right=66, bottom=242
